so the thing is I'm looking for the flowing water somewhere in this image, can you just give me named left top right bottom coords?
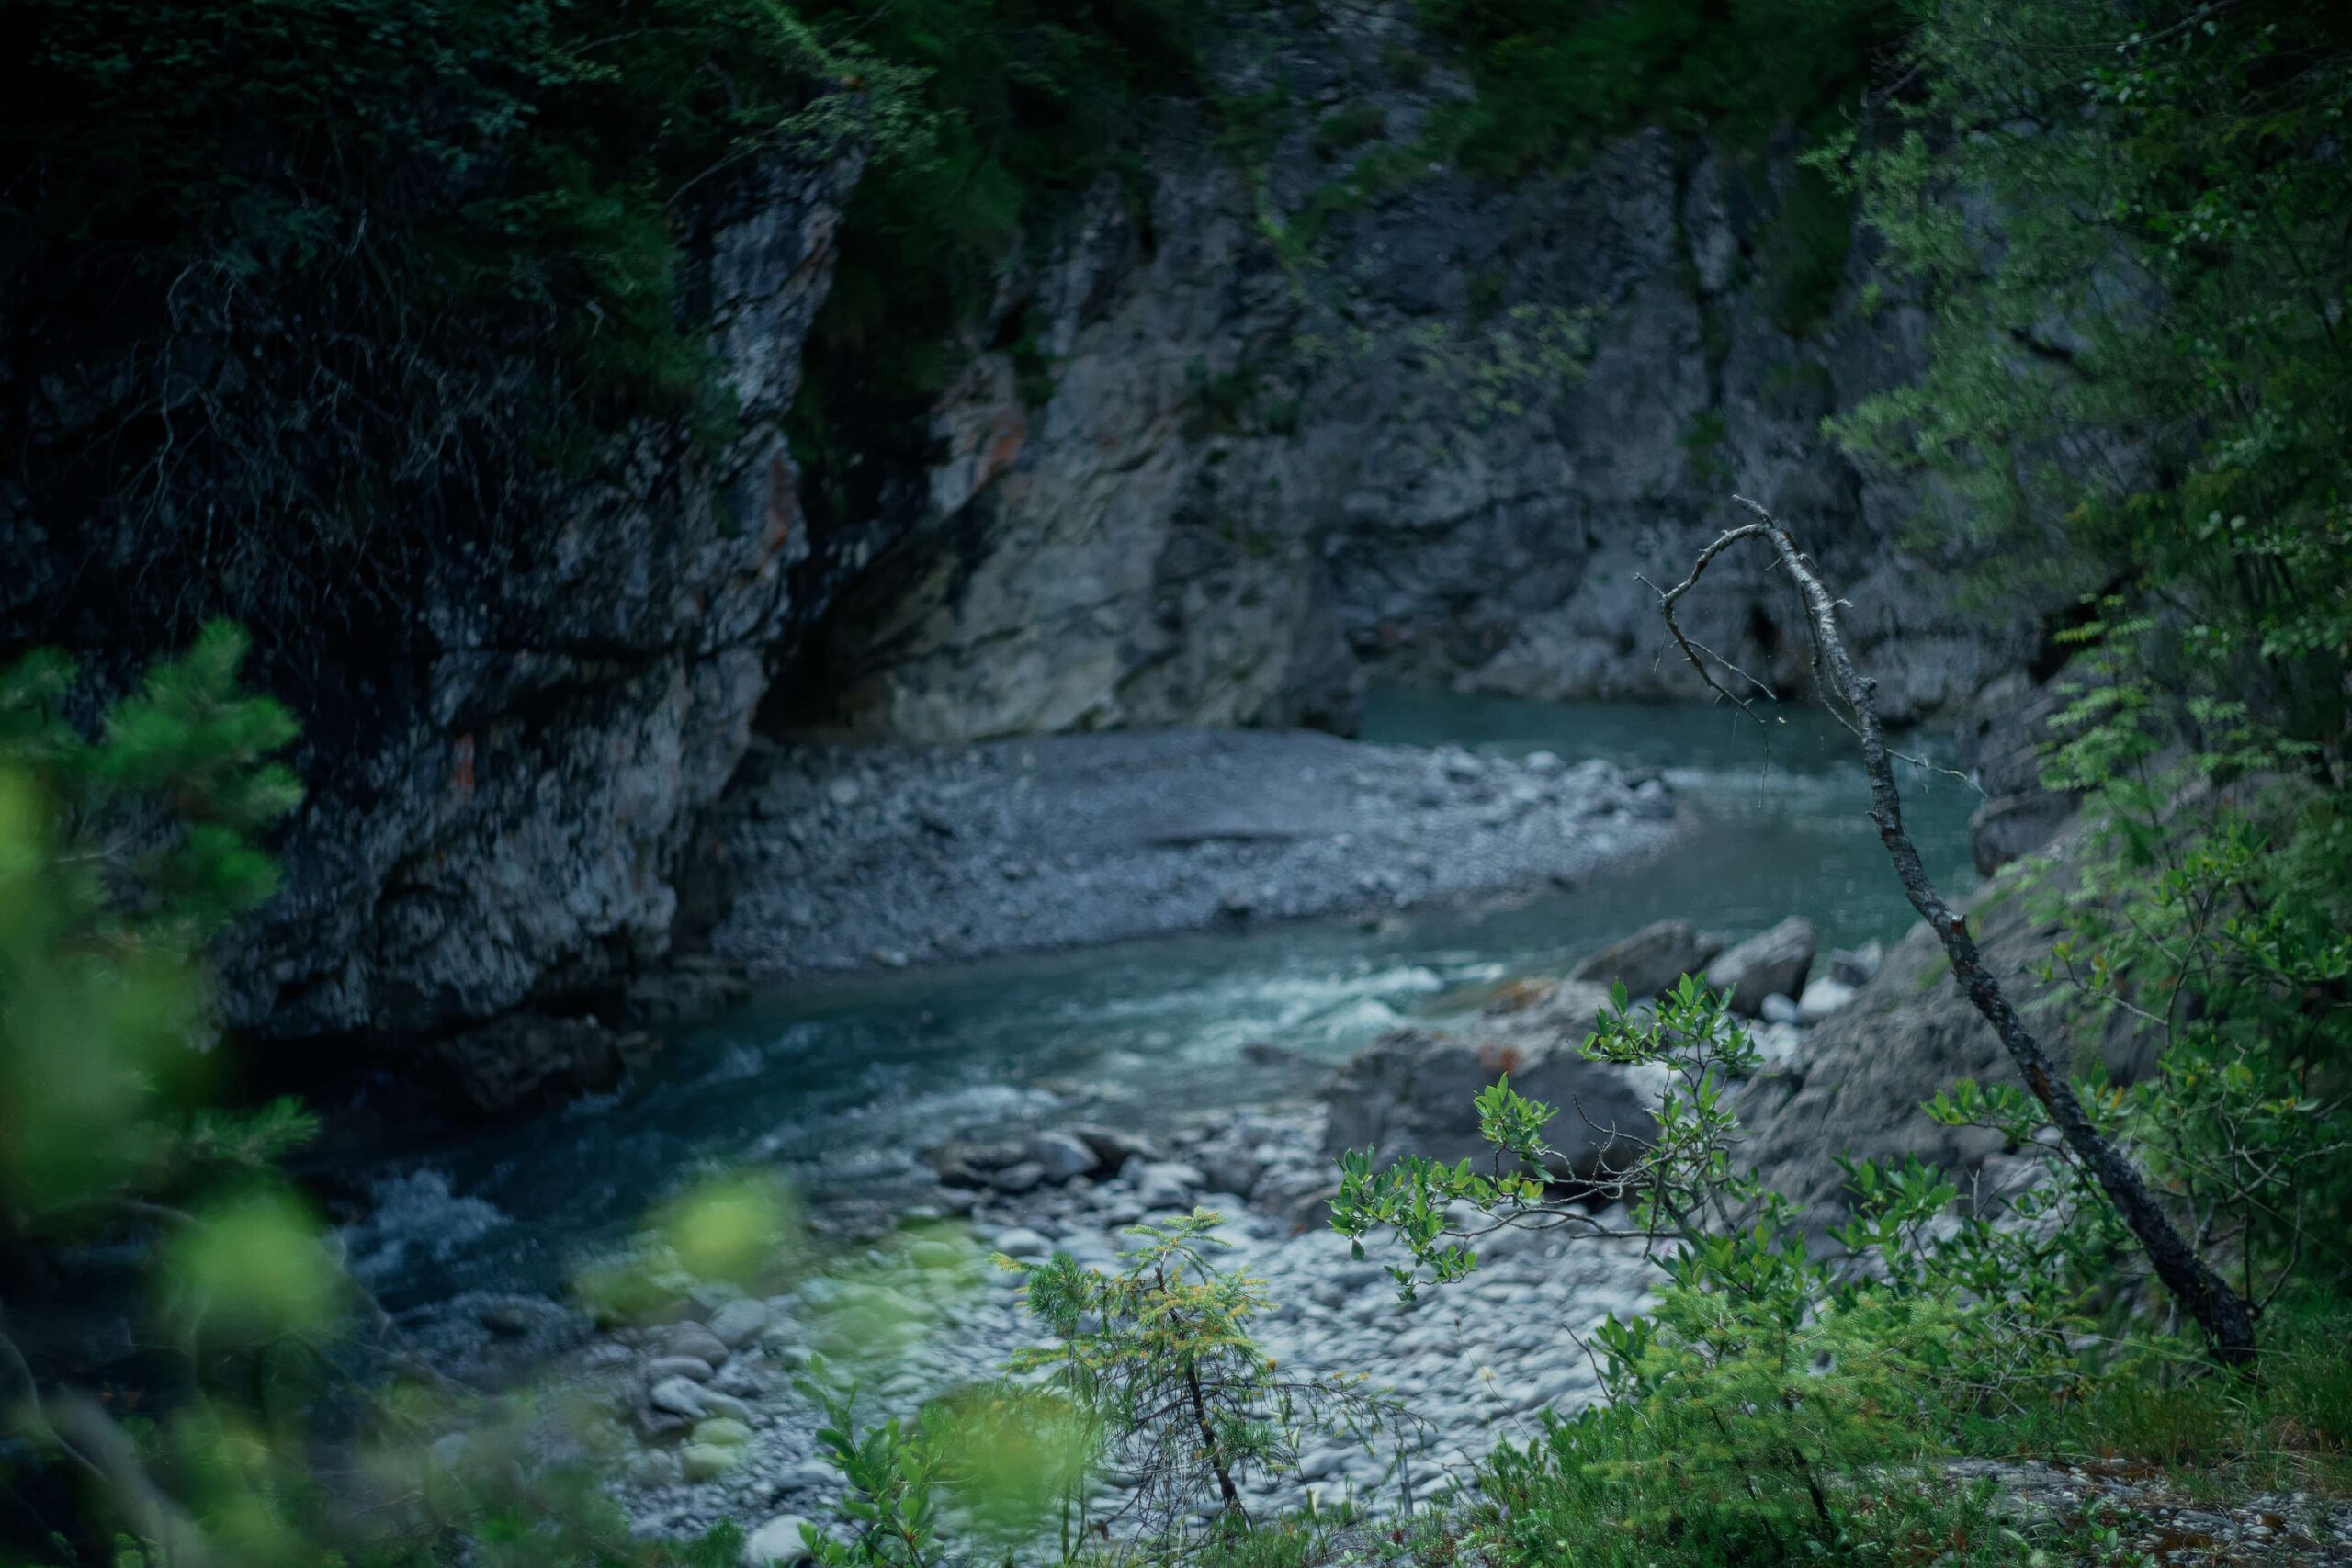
left=341, top=693, right=1981, bottom=1320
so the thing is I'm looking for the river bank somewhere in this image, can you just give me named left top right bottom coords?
left=679, top=726, right=1680, bottom=980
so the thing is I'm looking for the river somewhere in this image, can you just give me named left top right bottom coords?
left=337, top=691, right=1980, bottom=1330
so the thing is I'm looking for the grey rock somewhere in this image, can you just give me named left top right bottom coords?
left=681, top=1443, right=742, bottom=1483
left=1759, top=992, right=1801, bottom=1025
left=1825, top=943, right=1883, bottom=987
left=1129, top=1161, right=1205, bottom=1212
left=644, top=1356, right=716, bottom=1384
left=707, top=1298, right=773, bottom=1348
left=1070, top=1124, right=1159, bottom=1174
left=987, top=1161, right=1046, bottom=1195
left=1195, top=1146, right=1263, bottom=1201
left=1566, top=919, right=1722, bottom=999
left=1704, top=918, right=1817, bottom=1017
left=666, top=1325, right=731, bottom=1367
left=699, top=1392, right=755, bottom=1425
left=691, top=1417, right=753, bottom=1448
left=1970, top=791, right=2075, bottom=877
left=37, top=148, right=873, bottom=1100
left=627, top=1450, right=684, bottom=1489
left=1958, top=671, right=2077, bottom=875
left=1321, top=1014, right=1653, bottom=1182
left=1743, top=859, right=2159, bottom=1220
left=648, top=1377, right=710, bottom=1418
left=742, top=1515, right=817, bottom=1567
left=1795, top=976, right=1856, bottom=1024
left=1027, top=1130, right=1100, bottom=1183
left=991, top=1227, right=1053, bottom=1260
left=772, top=1461, right=835, bottom=1493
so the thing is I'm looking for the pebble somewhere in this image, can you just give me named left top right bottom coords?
left=648, top=1376, right=710, bottom=1417
left=991, top=1226, right=1052, bottom=1259
left=741, top=1514, right=815, bottom=1566
left=593, top=1109, right=1661, bottom=1535
left=707, top=1299, right=773, bottom=1348
left=692, top=1417, right=753, bottom=1448
left=681, top=1443, right=742, bottom=1482
left=645, top=1355, right=716, bottom=1383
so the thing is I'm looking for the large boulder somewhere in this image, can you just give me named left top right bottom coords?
left=1703, top=917, right=1816, bottom=1016
left=1741, top=865, right=2159, bottom=1219
left=1320, top=986, right=1655, bottom=1181
left=424, top=1014, right=660, bottom=1117
left=1566, top=919, right=1723, bottom=998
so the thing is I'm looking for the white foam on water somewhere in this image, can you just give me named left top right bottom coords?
left=340, top=1169, right=510, bottom=1287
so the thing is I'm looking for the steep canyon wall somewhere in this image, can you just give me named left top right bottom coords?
left=2, top=6, right=2043, bottom=1100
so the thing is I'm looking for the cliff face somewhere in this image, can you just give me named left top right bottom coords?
left=220, top=152, right=871, bottom=1062
left=5, top=8, right=2042, bottom=1106
left=4, top=148, right=866, bottom=1101
left=795, top=7, right=2034, bottom=745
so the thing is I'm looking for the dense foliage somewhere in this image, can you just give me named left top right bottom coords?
left=0, top=0, right=1191, bottom=650
left=1414, top=0, right=1898, bottom=175
left=7, top=0, right=2351, bottom=1562
left=1827, top=0, right=2352, bottom=1273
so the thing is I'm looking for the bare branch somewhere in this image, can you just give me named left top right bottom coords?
left=1649, top=494, right=2259, bottom=1367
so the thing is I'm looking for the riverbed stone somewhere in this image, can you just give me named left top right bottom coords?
left=666, top=1325, right=731, bottom=1366
left=707, top=1298, right=772, bottom=1348
left=681, top=1442, right=741, bottom=1482
left=1796, top=976, right=1856, bottom=1023
left=987, top=1160, right=1046, bottom=1194
left=648, top=1377, right=710, bottom=1418
left=991, top=1227, right=1052, bottom=1259
left=1759, top=992, right=1800, bottom=1024
left=1703, top=917, right=1817, bottom=1017
left=1028, top=1130, right=1099, bottom=1182
left=691, top=1416, right=753, bottom=1448
left=699, top=1391, right=754, bottom=1424
left=1321, top=1024, right=1654, bottom=1180
left=1071, top=1125, right=1157, bottom=1173
left=644, top=1355, right=715, bottom=1383
left=741, top=1515, right=816, bottom=1567
left=1129, top=1161, right=1204, bottom=1211
left=1566, top=919, right=1723, bottom=998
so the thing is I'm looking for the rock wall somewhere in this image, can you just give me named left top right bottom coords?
left=5, top=3, right=2051, bottom=1105
left=797, top=4, right=2037, bottom=746
left=3, top=150, right=871, bottom=1100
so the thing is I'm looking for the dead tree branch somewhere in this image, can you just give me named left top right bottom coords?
left=1652, top=495, right=2259, bottom=1367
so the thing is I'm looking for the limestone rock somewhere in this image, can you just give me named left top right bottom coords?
left=1027, top=1131, right=1100, bottom=1183
left=1320, top=1011, right=1653, bottom=1182
left=648, top=1377, right=709, bottom=1418
left=742, top=1515, right=817, bottom=1567
left=681, top=1443, right=741, bottom=1482
left=1741, top=863, right=2160, bottom=1220
left=1129, top=1161, right=1204, bottom=1212
left=706, top=1298, right=771, bottom=1348
left=1566, top=919, right=1723, bottom=999
left=1704, top=918, right=1817, bottom=1017
left=1795, top=976, right=1856, bottom=1024
left=691, top=1417, right=752, bottom=1448
left=643, top=1355, right=715, bottom=1384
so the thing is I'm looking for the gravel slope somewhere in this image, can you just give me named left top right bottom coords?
left=686, top=727, right=1681, bottom=976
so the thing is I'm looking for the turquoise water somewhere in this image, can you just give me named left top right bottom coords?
left=343, top=694, right=1981, bottom=1313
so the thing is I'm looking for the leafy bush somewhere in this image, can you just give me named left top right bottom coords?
left=1412, top=0, right=1898, bottom=174
left=1, top=0, right=1194, bottom=659
left=1001, top=1212, right=1414, bottom=1546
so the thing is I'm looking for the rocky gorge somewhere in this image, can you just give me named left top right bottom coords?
left=4, top=4, right=2067, bottom=1111
left=399, top=881, right=2134, bottom=1557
